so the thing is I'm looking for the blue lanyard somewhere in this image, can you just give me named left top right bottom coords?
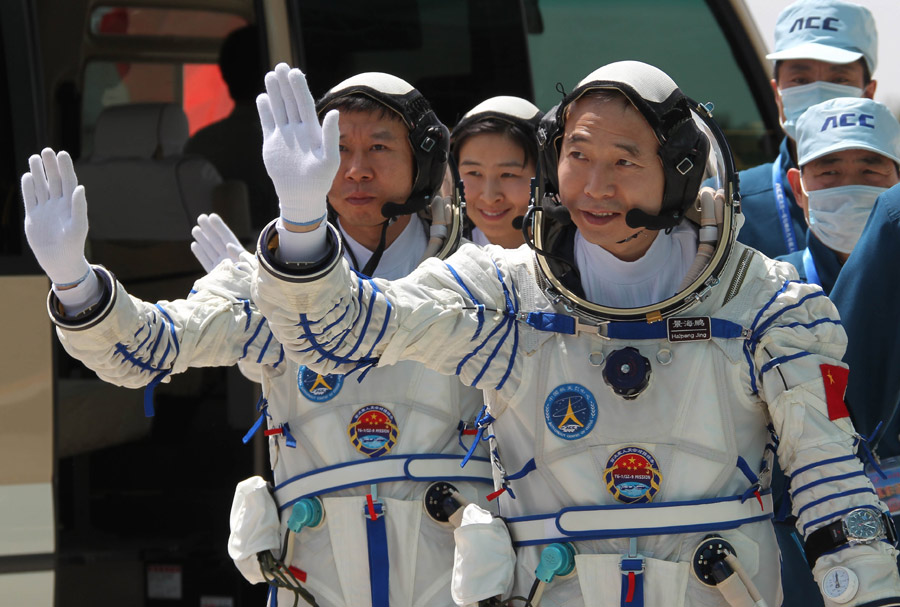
left=772, top=154, right=799, bottom=253
left=802, top=248, right=821, bottom=287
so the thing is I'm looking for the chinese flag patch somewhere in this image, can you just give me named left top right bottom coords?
left=820, top=364, right=850, bottom=420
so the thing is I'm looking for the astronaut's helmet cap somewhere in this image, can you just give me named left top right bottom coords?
left=316, top=72, right=450, bottom=219
left=457, top=96, right=543, bottom=132
left=573, top=61, right=680, bottom=108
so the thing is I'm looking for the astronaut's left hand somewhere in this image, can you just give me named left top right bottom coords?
left=257, top=63, right=339, bottom=233
left=191, top=212, right=248, bottom=273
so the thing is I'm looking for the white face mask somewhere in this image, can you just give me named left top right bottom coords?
left=780, top=82, right=864, bottom=139
left=803, top=183, right=886, bottom=254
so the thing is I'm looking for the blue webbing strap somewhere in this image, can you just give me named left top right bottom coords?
left=521, top=313, right=746, bottom=340
left=142, top=370, right=170, bottom=417
left=243, top=412, right=266, bottom=444
left=242, top=396, right=269, bottom=444
left=462, top=407, right=495, bottom=467
left=365, top=497, right=389, bottom=607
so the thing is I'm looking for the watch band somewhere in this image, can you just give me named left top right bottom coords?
left=805, top=518, right=848, bottom=568
left=805, top=509, right=896, bottom=568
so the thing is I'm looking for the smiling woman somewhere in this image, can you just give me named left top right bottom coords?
left=451, top=96, right=543, bottom=248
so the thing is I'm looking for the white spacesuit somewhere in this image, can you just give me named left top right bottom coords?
left=248, top=62, right=900, bottom=607
left=24, top=69, right=493, bottom=607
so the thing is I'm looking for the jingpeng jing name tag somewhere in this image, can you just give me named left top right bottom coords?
left=666, top=316, right=711, bottom=342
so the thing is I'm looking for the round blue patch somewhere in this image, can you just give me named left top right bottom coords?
left=298, top=366, right=344, bottom=402
left=544, top=383, right=598, bottom=440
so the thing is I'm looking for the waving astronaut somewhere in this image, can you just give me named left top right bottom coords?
left=249, top=61, right=900, bottom=607
left=22, top=64, right=492, bottom=607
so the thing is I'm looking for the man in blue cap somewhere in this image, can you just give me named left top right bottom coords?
left=778, top=97, right=900, bottom=293
left=772, top=96, right=900, bottom=606
left=737, top=0, right=878, bottom=259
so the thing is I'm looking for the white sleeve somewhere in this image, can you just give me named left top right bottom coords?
left=252, top=222, right=527, bottom=407
left=50, top=258, right=284, bottom=390
left=749, top=276, right=900, bottom=605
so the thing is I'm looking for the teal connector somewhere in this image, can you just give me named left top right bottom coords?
left=287, top=497, right=323, bottom=532
left=535, top=542, right=576, bottom=583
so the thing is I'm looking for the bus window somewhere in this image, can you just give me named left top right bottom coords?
left=89, top=6, right=246, bottom=39
left=81, top=6, right=247, bottom=156
left=526, top=0, right=777, bottom=169
left=289, top=0, right=532, bottom=126
left=81, top=61, right=233, bottom=156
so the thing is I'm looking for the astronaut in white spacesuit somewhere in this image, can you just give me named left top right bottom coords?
left=21, top=65, right=492, bottom=607
left=246, top=61, right=900, bottom=607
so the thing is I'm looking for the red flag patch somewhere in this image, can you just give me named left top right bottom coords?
left=820, top=364, right=850, bottom=420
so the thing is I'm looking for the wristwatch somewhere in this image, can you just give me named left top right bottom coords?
left=805, top=508, right=897, bottom=567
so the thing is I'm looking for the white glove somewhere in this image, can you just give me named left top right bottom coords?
left=257, top=63, right=339, bottom=232
left=451, top=504, right=516, bottom=606
left=190, top=213, right=247, bottom=273
left=21, top=148, right=91, bottom=287
left=228, top=476, right=282, bottom=585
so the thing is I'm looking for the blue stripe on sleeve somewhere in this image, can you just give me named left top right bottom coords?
left=114, top=343, right=159, bottom=373
left=792, top=454, right=857, bottom=478
left=791, top=470, right=867, bottom=499
left=243, top=300, right=252, bottom=331
left=137, top=325, right=154, bottom=351
left=795, top=487, right=876, bottom=519
left=759, top=351, right=812, bottom=376
left=456, top=319, right=509, bottom=385
left=780, top=318, right=842, bottom=332
left=743, top=343, right=758, bottom=394
left=155, top=305, right=180, bottom=356
left=242, top=318, right=266, bottom=359
left=146, top=320, right=165, bottom=364
left=472, top=316, right=514, bottom=387
left=256, top=329, right=274, bottom=363
left=361, top=278, right=391, bottom=360
left=750, top=280, right=798, bottom=333
left=750, top=291, right=828, bottom=354
left=444, top=261, right=485, bottom=341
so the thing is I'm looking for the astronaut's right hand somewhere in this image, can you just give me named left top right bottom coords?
left=20, top=148, right=92, bottom=288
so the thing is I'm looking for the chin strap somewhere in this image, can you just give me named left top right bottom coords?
left=615, top=230, right=645, bottom=244
left=360, top=220, right=392, bottom=277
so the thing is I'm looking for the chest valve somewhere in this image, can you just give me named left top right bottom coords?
left=602, top=347, right=651, bottom=399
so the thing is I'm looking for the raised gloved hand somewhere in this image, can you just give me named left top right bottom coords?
left=191, top=213, right=248, bottom=273
left=257, top=63, right=340, bottom=232
left=21, top=148, right=91, bottom=287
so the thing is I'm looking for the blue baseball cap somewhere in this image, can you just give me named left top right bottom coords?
left=796, top=97, right=900, bottom=166
left=766, top=0, right=877, bottom=74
